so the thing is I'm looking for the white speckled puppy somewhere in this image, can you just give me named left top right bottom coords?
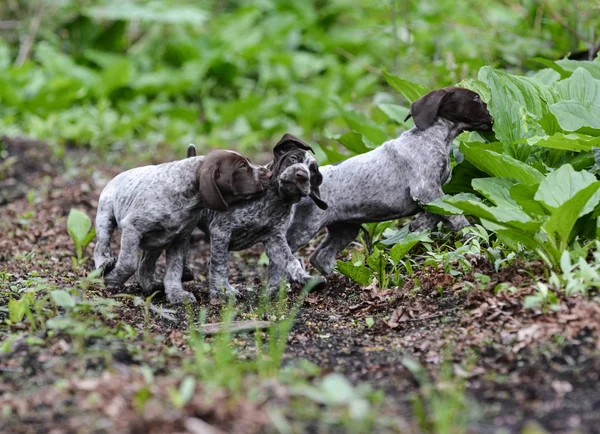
left=185, top=134, right=328, bottom=297
left=286, top=87, right=494, bottom=275
left=93, top=150, right=271, bottom=304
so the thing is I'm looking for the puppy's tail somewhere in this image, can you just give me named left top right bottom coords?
left=187, top=144, right=197, bottom=158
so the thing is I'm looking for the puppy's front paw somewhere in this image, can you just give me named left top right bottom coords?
left=97, top=257, right=117, bottom=277
left=142, top=281, right=165, bottom=296
left=209, top=282, right=239, bottom=299
left=167, top=290, right=197, bottom=305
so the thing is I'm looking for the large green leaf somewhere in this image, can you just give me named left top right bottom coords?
left=555, top=59, right=600, bottom=80
left=544, top=181, right=600, bottom=250
left=456, top=78, right=491, bottom=102
left=534, top=164, right=599, bottom=213
left=510, top=184, right=548, bottom=216
left=549, top=100, right=600, bottom=131
left=443, top=194, right=541, bottom=233
left=381, top=71, right=429, bottom=103
left=478, top=66, right=558, bottom=144
left=556, top=68, right=600, bottom=104
left=461, top=142, right=544, bottom=185
left=528, top=133, right=600, bottom=152
left=335, top=131, right=372, bottom=154
left=471, top=177, right=517, bottom=206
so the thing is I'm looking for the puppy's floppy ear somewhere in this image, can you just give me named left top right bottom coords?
left=309, top=187, right=328, bottom=210
left=198, top=154, right=228, bottom=212
left=187, top=144, right=197, bottom=158
left=273, top=133, right=315, bottom=159
left=405, top=89, right=448, bottom=130
left=309, top=168, right=328, bottom=210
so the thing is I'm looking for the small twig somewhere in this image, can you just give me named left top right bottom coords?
left=335, top=48, right=382, bottom=76
left=199, top=320, right=271, bottom=336
left=14, top=5, right=44, bottom=67
left=541, top=0, right=589, bottom=44
left=0, top=20, right=20, bottom=30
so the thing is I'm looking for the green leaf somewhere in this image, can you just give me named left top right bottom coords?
left=8, top=298, right=26, bottom=323
left=478, top=66, right=558, bottom=144
left=51, top=290, right=76, bottom=308
left=534, top=165, right=599, bottom=213
left=334, top=102, right=388, bottom=146
left=456, top=78, right=491, bottom=102
left=471, top=177, right=517, bottom=206
left=528, top=133, right=600, bottom=152
left=336, top=261, right=373, bottom=286
left=555, top=59, right=600, bottom=80
left=510, top=184, right=548, bottom=216
left=549, top=100, right=600, bottom=131
left=178, top=376, right=196, bottom=406
left=389, top=239, right=425, bottom=264
left=530, top=58, right=571, bottom=80
left=382, top=71, right=429, bottom=103
left=365, top=317, right=375, bottom=329
left=556, top=68, right=600, bottom=104
left=336, top=131, right=372, bottom=154
left=444, top=194, right=541, bottom=233
left=544, top=181, right=600, bottom=249
left=377, top=103, right=410, bottom=124
left=67, top=208, right=93, bottom=248
left=461, top=142, right=544, bottom=185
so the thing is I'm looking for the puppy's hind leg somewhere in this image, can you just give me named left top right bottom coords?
left=309, top=223, right=361, bottom=275
left=136, top=248, right=164, bottom=296
left=104, top=225, right=141, bottom=292
left=164, top=241, right=196, bottom=305
left=94, top=199, right=117, bottom=275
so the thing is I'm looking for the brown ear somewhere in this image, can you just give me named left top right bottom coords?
left=273, top=133, right=314, bottom=159
left=187, top=144, right=197, bottom=158
left=407, top=89, right=448, bottom=130
left=198, top=156, right=228, bottom=212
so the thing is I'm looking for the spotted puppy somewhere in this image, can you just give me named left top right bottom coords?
left=186, top=134, right=328, bottom=297
left=93, top=150, right=271, bottom=304
left=286, top=86, right=494, bottom=275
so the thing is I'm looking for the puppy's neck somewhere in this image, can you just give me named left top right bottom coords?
left=410, top=118, right=464, bottom=148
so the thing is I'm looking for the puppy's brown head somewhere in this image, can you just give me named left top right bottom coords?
left=198, top=150, right=271, bottom=211
left=268, top=133, right=328, bottom=210
left=405, top=87, right=494, bottom=132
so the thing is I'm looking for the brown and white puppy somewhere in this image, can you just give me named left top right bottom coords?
left=286, top=87, right=494, bottom=275
left=93, top=149, right=271, bottom=304
left=184, top=134, right=327, bottom=297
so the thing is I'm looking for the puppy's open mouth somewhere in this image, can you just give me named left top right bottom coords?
left=279, top=180, right=310, bottom=197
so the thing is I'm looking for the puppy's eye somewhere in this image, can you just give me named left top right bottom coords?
left=473, top=95, right=480, bottom=101
left=289, top=155, right=298, bottom=163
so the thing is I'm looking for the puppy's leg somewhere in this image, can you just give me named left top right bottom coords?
left=136, top=248, right=164, bottom=295
left=164, top=241, right=196, bottom=305
left=93, top=199, right=117, bottom=275
left=410, top=185, right=470, bottom=232
left=208, top=228, right=237, bottom=298
left=104, top=226, right=141, bottom=292
left=309, top=223, right=361, bottom=275
left=286, top=200, right=324, bottom=252
left=266, top=233, right=325, bottom=294
left=409, top=212, right=442, bottom=232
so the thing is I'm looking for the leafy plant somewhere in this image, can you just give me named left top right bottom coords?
left=67, top=208, right=96, bottom=267
left=336, top=228, right=432, bottom=288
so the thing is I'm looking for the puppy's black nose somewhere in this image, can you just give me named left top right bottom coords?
left=295, top=170, right=308, bottom=183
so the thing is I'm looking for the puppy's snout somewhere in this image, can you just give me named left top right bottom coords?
left=295, top=169, right=309, bottom=183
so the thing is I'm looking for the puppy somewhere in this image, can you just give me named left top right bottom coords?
left=184, top=134, right=327, bottom=297
left=93, top=150, right=271, bottom=304
left=286, top=87, right=494, bottom=275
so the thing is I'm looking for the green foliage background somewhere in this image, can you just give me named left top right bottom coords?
left=0, top=0, right=597, bottom=161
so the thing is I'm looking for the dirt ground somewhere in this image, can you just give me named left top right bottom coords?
left=1, top=137, right=600, bottom=433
